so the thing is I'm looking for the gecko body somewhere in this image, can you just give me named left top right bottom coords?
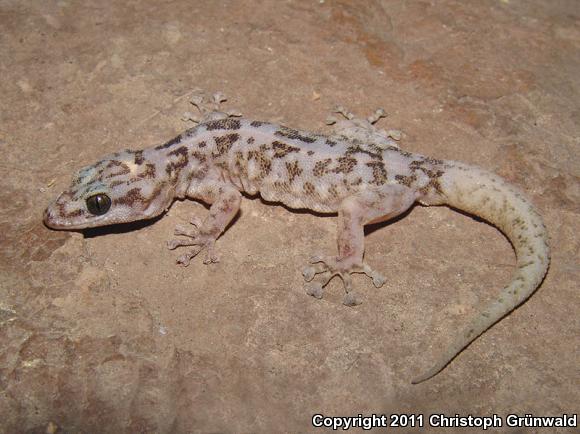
left=44, top=104, right=550, bottom=383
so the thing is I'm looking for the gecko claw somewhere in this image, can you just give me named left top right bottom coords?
left=372, top=274, right=386, bottom=288
left=333, top=105, right=355, bottom=120
left=189, top=216, right=203, bottom=228
left=202, top=247, right=219, bottom=264
left=181, top=111, right=201, bottom=123
left=212, top=92, right=227, bottom=104
left=325, top=115, right=339, bottom=125
left=361, top=264, right=386, bottom=288
left=185, top=90, right=241, bottom=123
left=168, top=223, right=221, bottom=266
left=367, top=108, right=386, bottom=124
left=176, top=243, right=213, bottom=266
left=167, top=239, right=183, bottom=250
left=309, top=255, right=325, bottom=264
left=176, top=256, right=191, bottom=266
left=305, top=282, right=324, bottom=299
left=302, top=266, right=316, bottom=282
left=327, top=105, right=401, bottom=149
left=190, top=94, right=204, bottom=106
left=174, top=224, right=198, bottom=238
left=342, top=292, right=361, bottom=307
left=302, top=254, right=385, bottom=302
left=176, top=247, right=200, bottom=266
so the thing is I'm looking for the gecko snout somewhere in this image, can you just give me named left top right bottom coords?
left=43, top=205, right=55, bottom=228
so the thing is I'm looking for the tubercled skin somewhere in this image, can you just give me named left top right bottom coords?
left=44, top=100, right=550, bottom=383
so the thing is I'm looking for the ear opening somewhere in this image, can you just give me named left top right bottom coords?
left=143, top=185, right=176, bottom=218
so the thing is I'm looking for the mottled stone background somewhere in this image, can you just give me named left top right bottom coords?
left=0, top=0, right=578, bottom=432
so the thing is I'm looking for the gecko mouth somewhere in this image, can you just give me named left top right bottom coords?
left=43, top=206, right=89, bottom=230
left=43, top=207, right=68, bottom=229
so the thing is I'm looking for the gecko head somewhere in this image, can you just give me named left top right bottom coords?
left=44, top=151, right=175, bottom=230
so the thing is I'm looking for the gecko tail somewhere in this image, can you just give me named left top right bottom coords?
left=413, top=161, right=550, bottom=384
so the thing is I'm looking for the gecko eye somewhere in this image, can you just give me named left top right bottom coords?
left=86, top=193, right=111, bottom=216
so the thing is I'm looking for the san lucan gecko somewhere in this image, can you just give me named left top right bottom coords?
left=44, top=95, right=550, bottom=383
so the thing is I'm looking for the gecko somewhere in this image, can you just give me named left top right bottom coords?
left=43, top=94, right=550, bottom=383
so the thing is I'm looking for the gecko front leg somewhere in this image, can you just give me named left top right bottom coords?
left=167, top=184, right=241, bottom=266
left=303, top=185, right=417, bottom=306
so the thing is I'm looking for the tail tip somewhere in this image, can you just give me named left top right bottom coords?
left=411, top=364, right=447, bottom=384
left=411, top=372, right=434, bottom=385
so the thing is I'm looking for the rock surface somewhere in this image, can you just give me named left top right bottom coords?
left=0, top=0, right=578, bottom=432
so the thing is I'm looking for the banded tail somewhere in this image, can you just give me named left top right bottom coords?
left=413, top=162, right=550, bottom=384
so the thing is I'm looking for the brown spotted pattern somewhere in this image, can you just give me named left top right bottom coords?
left=166, top=146, right=190, bottom=183
left=313, top=158, right=332, bottom=177
left=247, top=148, right=273, bottom=180
left=134, top=150, right=144, bottom=165
left=112, top=187, right=147, bottom=207
left=303, top=182, right=316, bottom=196
left=46, top=118, right=453, bottom=228
left=332, top=156, right=358, bottom=174
left=285, top=160, right=303, bottom=183
left=214, top=133, right=241, bottom=156
left=274, top=126, right=317, bottom=143
left=154, top=133, right=182, bottom=150
left=205, top=118, right=242, bottom=131
left=45, top=116, right=549, bottom=387
left=272, top=141, right=300, bottom=158
left=366, top=161, right=389, bottom=186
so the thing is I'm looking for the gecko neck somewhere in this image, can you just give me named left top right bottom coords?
left=142, top=125, right=221, bottom=200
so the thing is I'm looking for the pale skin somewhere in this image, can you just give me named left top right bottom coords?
left=44, top=95, right=550, bottom=383
left=303, top=185, right=417, bottom=306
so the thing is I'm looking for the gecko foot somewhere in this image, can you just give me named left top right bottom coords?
left=326, top=105, right=401, bottom=148
left=326, top=105, right=385, bottom=126
left=304, top=275, right=361, bottom=306
left=167, top=225, right=219, bottom=265
left=305, top=281, right=325, bottom=299
left=182, top=91, right=242, bottom=123
left=302, top=255, right=385, bottom=305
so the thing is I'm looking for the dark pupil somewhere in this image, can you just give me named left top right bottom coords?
left=86, top=194, right=111, bottom=216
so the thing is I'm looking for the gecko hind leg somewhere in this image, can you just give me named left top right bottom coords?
left=182, top=91, right=242, bottom=123
left=303, top=185, right=417, bottom=306
left=326, top=105, right=386, bottom=125
left=326, top=105, right=401, bottom=149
